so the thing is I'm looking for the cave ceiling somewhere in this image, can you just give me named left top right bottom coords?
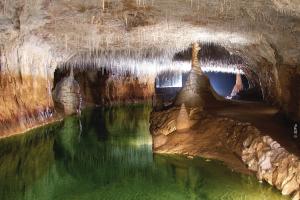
left=0, top=0, right=299, bottom=74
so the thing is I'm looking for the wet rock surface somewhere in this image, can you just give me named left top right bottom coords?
left=151, top=106, right=300, bottom=199
left=151, top=64, right=300, bottom=199
left=53, top=73, right=81, bottom=115
left=55, top=69, right=155, bottom=106
left=242, top=135, right=300, bottom=198
left=0, top=73, right=56, bottom=138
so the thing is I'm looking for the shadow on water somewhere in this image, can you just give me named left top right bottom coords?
left=0, top=104, right=289, bottom=200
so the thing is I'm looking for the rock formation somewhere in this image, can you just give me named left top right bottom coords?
left=0, top=72, right=55, bottom=138
left=174, top=43, right=221, bottom=108
left=228, top=73, right=244, bottom=98
left=150, top=40, right=300, bottom=200
left=191, top=43, right=203, bottom=74
left=150, top=107, right=300, bottom=200
left=242, top=135, right=300, bottom=199
left=56, top=68, right=155, bottom=106
left=53, top=69, right=82, bottom=115
left=176, top=103, right=191, bottom=132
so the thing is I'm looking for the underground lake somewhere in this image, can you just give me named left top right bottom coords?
left=1, top=0, right=300, bottom=199
left=0, top=105, right=289, bottom=200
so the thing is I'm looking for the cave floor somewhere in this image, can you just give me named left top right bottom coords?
left=210, top=100, right=300, bottom=157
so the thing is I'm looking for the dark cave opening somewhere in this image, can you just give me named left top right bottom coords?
left=205, top=72, right=248, bottom=97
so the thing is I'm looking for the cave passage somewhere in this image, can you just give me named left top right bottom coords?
left=205, top=72, right=249, bottom=98
left=154, top=43, right=263, bottom=106
left=0, top=42, right=299, bottom=200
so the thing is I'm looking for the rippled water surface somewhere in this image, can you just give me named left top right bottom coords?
left=0, top=105, right=289, bottom=200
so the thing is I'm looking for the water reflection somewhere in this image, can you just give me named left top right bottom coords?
left=0, top=104, right=289, bottom=200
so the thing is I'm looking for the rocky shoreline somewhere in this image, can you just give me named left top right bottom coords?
left=150, top=49, right=300, bottom=199
left=150, top=106, right=300, bottom=200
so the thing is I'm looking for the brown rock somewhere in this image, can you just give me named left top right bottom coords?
left=282, top=175, right=299, bottom=196
left=275, top=157, right=290, bottom=189
left=176, top=103, right=191, bottom=132
left=174, top=68, right=220, bottom=108
left=292, top=191, right=300, bottom=200
left=53, top=69, right=82, bottom=115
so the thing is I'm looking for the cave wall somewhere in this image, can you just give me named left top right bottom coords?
left=76, top=71, right=154, bottom=106
left=0, top=64, right=155, bottom=138
left=0, top=73, right=54, bottom=138
left=54, top=69, right=155, bottom=106
left=0, top=38, right=57, bottom=137
left=241, top=44, right=300, bottom=122
left=277, top=64, right=300, bottom=121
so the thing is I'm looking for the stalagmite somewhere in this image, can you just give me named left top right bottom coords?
left=176, top=103, right=191, bottom=132
left=174, top=42, right=220, bottom=108
left=191, top=42, right=203, bottom=75
left=52, top=68, right=82, bottom=115
left=230, top=73, right=243, bottom=97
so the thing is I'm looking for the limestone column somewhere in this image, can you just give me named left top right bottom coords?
left=174, top=42, right=219, bottom=108
left=191, top=43, right=203, bottom=75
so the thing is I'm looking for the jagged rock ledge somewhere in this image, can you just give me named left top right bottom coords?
left=150, top=107, right=300, bottom=200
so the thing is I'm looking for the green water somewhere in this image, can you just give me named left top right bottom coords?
left=0, top=104, right=289, bottom=200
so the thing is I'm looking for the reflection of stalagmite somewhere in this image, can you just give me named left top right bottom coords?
left=176, top=103, right=191, bottom=132
left=230, top=73, right=243, bottom=97
left=175, top=42, right=220, bottom=108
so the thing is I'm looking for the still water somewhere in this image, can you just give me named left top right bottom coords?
left=0, top=105, right=288, bottom=200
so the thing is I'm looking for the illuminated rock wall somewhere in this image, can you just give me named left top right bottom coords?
left=72, top=70, right=155, bottom=106
left=0, top=73, right=55, bottom=138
